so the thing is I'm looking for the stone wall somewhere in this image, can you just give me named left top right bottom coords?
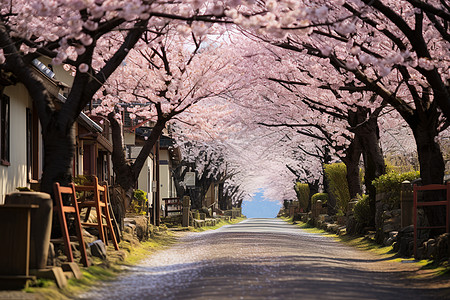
left=375, top=182, right=414, bottom=245
left=224, top=208, right=242, bottom=219
left=124, top=215, right=152, bottom=242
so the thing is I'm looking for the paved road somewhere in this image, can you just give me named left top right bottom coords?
left=77, top=218, right=448, bottom=300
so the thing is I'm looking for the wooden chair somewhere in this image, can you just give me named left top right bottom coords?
left=75, top=176, right=119, bottom=251
left=53, top=183, right=90, bottom=267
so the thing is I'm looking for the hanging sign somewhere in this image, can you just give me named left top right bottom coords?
left=184, top=172, right=196, bottom=187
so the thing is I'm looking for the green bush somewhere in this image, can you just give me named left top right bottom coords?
left=372, top=171, right=420, bottom=206
left=294, top=182, right=310, bottom=211
left=324, top=163, right=351, bottom=214
left=354, top=194, right=371, bottom=226
left=73, top=174, right=95, bottom=185
left=132, top=189, right=148, bottom=214
left=311, top=193, right=328, bottom=205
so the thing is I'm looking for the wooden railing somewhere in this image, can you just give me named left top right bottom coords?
left=162, top=197, right=182, bottom=217
left=413, top=182, right=450, bottom=258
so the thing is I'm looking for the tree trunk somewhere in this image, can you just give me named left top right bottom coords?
left=40, top=120, right=76, bottom=201
left=172, top=162, right=189, bottom=200
left=108, top=113, right=135, bottom=208
left=342, top=136, right=362, bottom=200
left=108, top=113, right=167, bottom=209
left=412, top=124, right=444, bottom=186
left=191, top=176, right=214, bottom=210
left=411, top=117, right=445, bottom=234
left=356, top=109, right=386, bottom=227
left=308, top=179, right=319, bottom=212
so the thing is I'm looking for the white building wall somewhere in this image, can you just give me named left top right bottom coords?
left=0, top=85, right=32, bottom=203
left=137, top=156, right=154, bottom=206
left=159, top=150, right=171, bottom=200
left=39, top=56, right=74, bottom=88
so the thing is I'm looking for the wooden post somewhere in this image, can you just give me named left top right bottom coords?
left=401, top=181, right=413, bottom=227
left=182, top=196, right=191, bottom=227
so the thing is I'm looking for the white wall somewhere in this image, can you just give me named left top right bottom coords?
left=0, top=85, right=32, bottom=203
left=39, top=56, right=74, bottom=88
left=137, top=156, right=154, bottom=206
left=159, top=149, right=172, bottom=200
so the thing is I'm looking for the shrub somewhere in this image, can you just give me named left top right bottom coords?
left=354, top=194, right=371, bottom=226
left=73, top=174, right=95, bottom=185
left=132, top=189, right=148, bottom=214
left=311, top=193, right=328, bottom=205
left=324, top=163, right=351, bottom=214
left=372, top=171, right=420, bottom=206
left=294, top=182, right=310, bottom=211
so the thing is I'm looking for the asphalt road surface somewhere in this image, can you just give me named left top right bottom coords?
left=77, top=218, right=449, bottom=300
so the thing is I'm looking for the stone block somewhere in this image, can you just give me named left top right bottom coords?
left=124, top=223, right=136, bottom=234
left=31, top=267, right=67, bottom=288
left=134, top=216, right=149, bottom=241
left=327, top=223, right=340, bottom=233
left=383, top=223, right=396, bottom=233
left=89, top=240, right=107, bottom=260
left=194, top=220, right=205, bottom=228
left=436, top=233, right=450, bottom=261
left=123, top=218, right=137, bottom=225
left=61, top=262, right=83, bottom=280
left=391, top=209, right=401, bottom=217
left=382, top=211, right=392, bottom=219
left=47, top=242, right=56, bottom=267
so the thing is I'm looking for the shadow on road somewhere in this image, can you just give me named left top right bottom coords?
left=77, top=218, right=450, bottom=300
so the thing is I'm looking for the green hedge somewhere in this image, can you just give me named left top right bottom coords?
left=324, top=163, right=351, bottom=214
left=294, top=182, right=310, bottom=211
left=354, top=194, right=371, bottom=226
left=372, top=171, right=420, bottom=206
left=311, top=193, right=328, bottom=205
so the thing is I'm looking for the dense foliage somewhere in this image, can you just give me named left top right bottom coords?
left=132, top=189, right=148, bottom=215
left=372, top=171, right=420, bottom=206
left=324, top=163, right=351, bottom=214
left=0, top=0, right=448, bottom=211
left=353, top=194, right=371, bottom=227
left=294, top=182, right=310, bottom=211
left=311, top=193, right=328, bottom=205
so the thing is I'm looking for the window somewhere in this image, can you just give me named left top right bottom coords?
left=0, top=94, right=10, bottom=166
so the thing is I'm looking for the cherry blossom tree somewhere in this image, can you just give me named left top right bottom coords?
left=0, top=1, right=237, bottom=196
left=89, top=26, right=244, bottom=200
left=227, top=0, right=448, bottom=224
left=268, top=0, right=449, bottom=186
left=220, top=33, right=383, bottom=211
left=0, top=0, right=314, bottom=198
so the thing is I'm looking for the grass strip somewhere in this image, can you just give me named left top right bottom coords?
left=24, top=231, right=178, bottom=300
left=280, top=216, right=450, bottom=279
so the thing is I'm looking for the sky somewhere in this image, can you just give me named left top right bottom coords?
left=242, top=190, right=281, bottom=218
